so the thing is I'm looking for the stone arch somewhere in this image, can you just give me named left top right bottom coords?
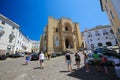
left=65, top=36, right=74, bottom=49
left=64, top=22, right=72, bottom=32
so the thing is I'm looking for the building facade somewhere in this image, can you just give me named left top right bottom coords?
left=40, top=17, right=82, bottom=54
left=14, top=31, right=31, bottom=53
left=0, top=14, right=32, bottom=55
left=100, top=0, right=120, bottom=45
left=82, top=25, right=117, bottom=50
left=0, top=14, right=19, bottom=54
left=30, top=40, right=40, bottom=53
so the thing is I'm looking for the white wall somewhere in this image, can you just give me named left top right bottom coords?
left=83, top=26, right=117, bottom=50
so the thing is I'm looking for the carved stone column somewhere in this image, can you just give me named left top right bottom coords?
left=73, top=35, right=77, bottom=51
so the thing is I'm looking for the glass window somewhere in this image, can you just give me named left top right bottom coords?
left=88, top=32, right=92, bottom=37
left=117, top=28, right=120, bottom=34
left=106, top=36, right=108, bottom=39
left=110, top=30, right=114, bottom=34
left=110, top=19, right=113, bottom=25
left=95, top=31, right=100, bottom=36
left=106, top=42, right=112, bottom=46
left=44, top=35, right=46, bottom=40
left=98, top=43, right=103, bottom=47
left=110, top=10, right=114, bottom=20
left=103, top=29, right=108, bottom=35
left=12, top=26, right=15, bottom=30
left=1, top=20, right=5, bottom=25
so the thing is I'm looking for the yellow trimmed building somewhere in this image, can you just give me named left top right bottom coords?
left=40, top=17, right=82, bottom=54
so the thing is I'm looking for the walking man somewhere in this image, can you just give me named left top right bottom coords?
left=65, top=50, right=72, bottom=72
left=39, top=51, right=45, bottom=69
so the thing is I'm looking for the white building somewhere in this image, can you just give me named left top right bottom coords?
left=82, top=25, right=117, bottom=50
left=14, top=31, right=32, bottom=53
left=0, top=14, right=32, bottom=55
left=0, top=14, right=19, bottom=54
left=30, top=40, right=40, bottom=53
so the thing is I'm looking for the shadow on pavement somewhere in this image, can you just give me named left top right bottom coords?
left=21, top=63, right=28, bottom=66
left=60, top=71, right=70, bottom=73
left=67, top=65, right=120, bottom=80
left=33, top=67, right=41, bottom=69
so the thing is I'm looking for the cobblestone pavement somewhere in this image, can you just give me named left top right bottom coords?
left=0, top=54, right=120, bottom=80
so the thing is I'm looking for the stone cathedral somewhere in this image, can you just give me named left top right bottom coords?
left=40, top=17, right=82, bottom=54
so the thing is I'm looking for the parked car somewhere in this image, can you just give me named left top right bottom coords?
left=8, top=53, right=21, bottom=58
left=93, top=48, right=119, bottom=58
left=30, top=53, right=39, bottom=60
left=18, top=52, right=25, bottom=57
left=51, top=53, right=56, bottom=58
left=0, top=54, right=6, bottom=60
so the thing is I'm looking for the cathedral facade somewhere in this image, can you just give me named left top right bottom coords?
left=40, top=17, right=82, bottom=54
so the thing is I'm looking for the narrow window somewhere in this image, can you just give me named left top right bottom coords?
left=1, top=20, right=5, bottom=25
left=56, top=28, right=58, bottom=32
left=110, top=10, right=114, bottom=20
left=65, top=26, right=68, bottom=31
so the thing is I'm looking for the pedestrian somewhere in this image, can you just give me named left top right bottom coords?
left=25, top=52, right=31, bottom=65
left=65, top=50, right=72, bottom=72
left=39, top=51, right=45, bottom=69
left=112, top=57, right=120, bottom=78
left=92, top=51, right=100, bottom=71
left=82, top=49, right=90, bottom=72
left=101, top=55, right=108, bottom=74
left=74, top=51, right=81, bottom=69
left=47, top=53, right=51, bottom=60
left=45, top=51, right=48, bottom=60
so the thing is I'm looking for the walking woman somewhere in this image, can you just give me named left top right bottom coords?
left=25, top=52, right=31, bottom=65
left=65, top=51, right=72, bottom=72
left=75, top=51, right=81, bottom=69
left=82, top=50, right=90, bottom=72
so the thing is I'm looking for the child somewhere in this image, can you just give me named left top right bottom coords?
left=25, top=53, right=31, bottom=65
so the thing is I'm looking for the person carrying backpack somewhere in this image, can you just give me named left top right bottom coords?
left=65, top=51, right=72, bottom=72
left=75, top=51, right=81, bottom=69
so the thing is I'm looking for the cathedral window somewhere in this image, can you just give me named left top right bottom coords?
left=65, top=26, right=68, bottom=31
left=56, top=28, right=58, bottom=32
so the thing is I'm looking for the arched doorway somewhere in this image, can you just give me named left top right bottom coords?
left=65, top=39, right=69, bottom=48
left=98, top=43, right=103, bottom=47
left=106, top=42, right=112, bottom=46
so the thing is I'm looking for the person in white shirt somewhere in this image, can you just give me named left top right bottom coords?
left=39, top=51, right=45, bottom=69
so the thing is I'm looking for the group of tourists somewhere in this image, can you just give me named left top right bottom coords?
left=24, top=49, right=120, bottom=78
left=65, top=49, right=120, bottom=78
left=65, top=50, right=90, bottom=72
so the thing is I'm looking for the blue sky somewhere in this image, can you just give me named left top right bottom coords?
left=0, top=0, right=110, bottom=40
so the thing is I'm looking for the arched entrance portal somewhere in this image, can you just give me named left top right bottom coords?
left=65, top=39, right=69, bottom=48
left=65, top=37, right=74, bottom=49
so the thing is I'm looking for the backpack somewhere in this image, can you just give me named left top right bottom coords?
left=66, top=54, right=70, bottom=60
left=75, top=53, right=80, bottom=61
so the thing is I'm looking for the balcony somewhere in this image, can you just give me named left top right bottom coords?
left=9, top=32, right=15, bottom=40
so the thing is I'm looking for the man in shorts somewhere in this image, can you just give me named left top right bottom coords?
left=65, top=51, right=72, bottom=72
left=39, top=51, right=45, bottom=69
